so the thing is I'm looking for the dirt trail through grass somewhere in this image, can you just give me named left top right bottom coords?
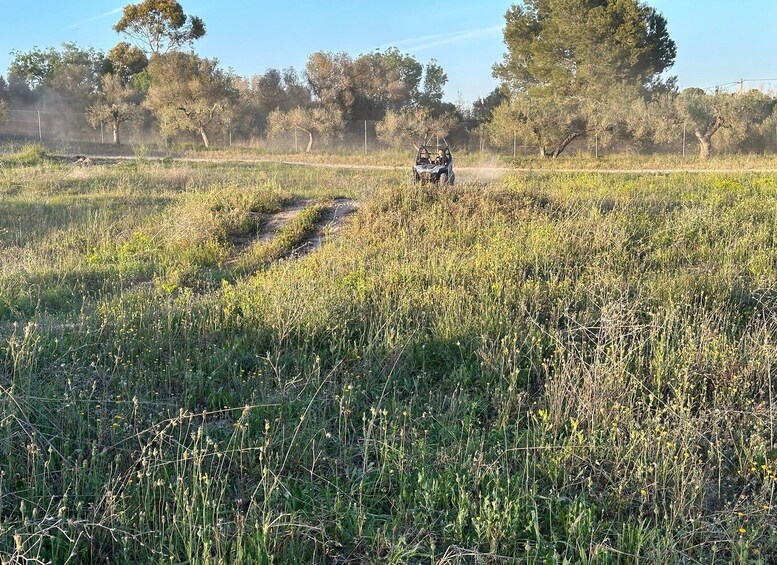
left=55, top=152, right=777, bottom=174
left=297, top=197, right=359, bottom=254
left=228, top=199, right=312, bottom=254
left=257, top=199, right=312, bottom=243
left=226, top=197, right=358, bottom=275
left=119, top=196, right=358, bottom=294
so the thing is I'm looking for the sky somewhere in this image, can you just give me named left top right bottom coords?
left=0, top=1, right=776, bottom=105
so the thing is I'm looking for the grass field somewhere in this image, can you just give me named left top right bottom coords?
left=2, top=146, right=777, bottom=563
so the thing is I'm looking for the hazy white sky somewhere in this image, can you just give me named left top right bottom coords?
left=1, top=1, right=775, bottom=104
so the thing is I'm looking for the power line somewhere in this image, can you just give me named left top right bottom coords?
left=705, top=78, right=777, bottom=93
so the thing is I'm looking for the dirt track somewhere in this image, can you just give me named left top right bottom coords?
left=300, top=197, right=359, bottom=254
left=225, top=197, right=358, bottom=273
left=56, top=153, right=777, bottom=175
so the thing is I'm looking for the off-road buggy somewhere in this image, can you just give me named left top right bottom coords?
left=411, top=141, right=455, bottom=186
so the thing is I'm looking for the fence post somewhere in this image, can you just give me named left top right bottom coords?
left=37, top=110, right=42, bottom=141
left=513, top=131, right=516, bottom=158
left=294, top=126, right=298, bottom=152
left=595, top=132, right=599, bottom=158
left=364, top=120, right=367, bottom=153
left=682, top=123, right=686, bottom=158
left=100, top=121, right=104, bottom=144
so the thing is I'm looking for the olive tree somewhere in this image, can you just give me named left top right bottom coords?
left=650, top=88, right=775, bottom=158
left=376, top=108, right=457, bottom=149
left=88, top=74, right=141, bottom=144
left=266, top=106, right=344, bottom=153
left=233, top=68, right=311, bottom=138
left=144, top=53, right=237, bottom=148
left=487, top=95, right=585, bottom=157
left=303, top=49, right=450, bottom=122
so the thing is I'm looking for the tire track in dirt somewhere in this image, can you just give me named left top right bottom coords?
left=226, top=198, right=312, bottom=260
left=293, top=197, right=359, bottom=256
left=227, top=197, right=359, bottom=271
left=117, top=197, right=357, bottom=296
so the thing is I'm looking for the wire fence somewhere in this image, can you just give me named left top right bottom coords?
left=0, top=109, right=492, bottom=153
left=2, top=108, right=776, bottom=158
left=0, top=109, right=161, bottom=146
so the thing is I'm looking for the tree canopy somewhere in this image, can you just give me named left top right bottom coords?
left=107, top=42, right=149, bottom=84
left=472, top=88, right=508, bottom=123
left=88, top=73, right=142, bottom=145
left=231, top=67, right=311, bottom=139
left=303, top=49, right=453, bottom=122
left=144, top=52, right=237, bottom=147
left=114, top=0, right=205, bottom=55
left=492, top=0, right=676, bottom=157
left=376, top=108, right=457, bottom=149
left=647, top=88, right=776, bottom=158
left=304, top=52, right=355, bottom=116
left=350, top=48, right=423, bottom=120
left=495, top=0, right=676, bottom=96
left=267, top=106, right=344, bottom=153
left=8, top=43, right=106, bottom=110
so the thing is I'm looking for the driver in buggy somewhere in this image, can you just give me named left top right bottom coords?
left=417, top=148, right=431, bottom=164
left=435, top=148, right=449, bottom=166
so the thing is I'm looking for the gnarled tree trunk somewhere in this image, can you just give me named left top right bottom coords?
left=552, top=132, right=582, bottom=158
left=533, top=125, right=582, bottom=159
left=297, top=126, right=314, bottom=153
left=695, top=131, right=711, bottom=159
left=532, top=127, right=548, bottom=158
left=695, top=116, right=723, bottom=159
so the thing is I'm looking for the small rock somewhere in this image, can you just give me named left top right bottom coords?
left=73, top=155, right=94, bottom=166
